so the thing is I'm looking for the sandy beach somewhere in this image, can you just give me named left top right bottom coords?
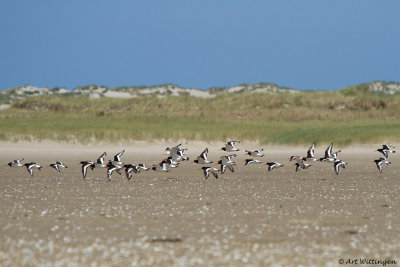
left=0, top=141, right=399, bottom=266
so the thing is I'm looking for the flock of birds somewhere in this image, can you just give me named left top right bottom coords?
left=5, top=142, right=396, bottom=181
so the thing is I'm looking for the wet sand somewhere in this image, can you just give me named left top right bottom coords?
left=0, top=141, right=399, bottom=266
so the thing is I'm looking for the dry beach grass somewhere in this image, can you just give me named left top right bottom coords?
left=1, top=90, right=400, bottom=145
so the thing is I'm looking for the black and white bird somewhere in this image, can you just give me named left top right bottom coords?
left=80, top=161, right=95, bottom=179
left=165, top=143, right=184, bottom=155
left=199, top=166, right=219, bottom=179
left=193, top=148, right=213, bottom=164
left=123, top=164, right=135, bottom=180
left=319, top=143, right=340, bottom=162
left=95, top=152, right=107, bottom=167
left=7, top=158, right=24, bottom=168
left=375, top=145, right=396, bottom=158
left=217, top=154, right=236, bottom=174
left=49, top=161, right=68, bottom=172
left=123, top=163, right=149, bottom=180
left=305, top=143, right=318, bottom=161
left=220, top=141, right=240, bottom=152
left=23, top=162, right=42, bottom=176
left=289, top=155, right=306, bottom=162
left=265, top=162, right=283, bottom=171
left=162, top=157, right=179, bottom=168
left=106, top=161, right=122, bottom=181
left=244, top=159, right=262, bottom=165
left=333, top=160, right=347, bottom=175
left=150, top=162, right=169, bottom=172
left=374, top=158, right=391, bottom=173
left=294, top=159, right=311, bottom=172
left=244, top=149, right=264, bottom=157
left=112, top=150, right=125, bottom=165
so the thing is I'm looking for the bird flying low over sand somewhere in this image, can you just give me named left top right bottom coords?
left=123, top=163, right=148, bottom=180
left=289, top=155, right=306, bottom=162
left=106, top=161, right=122, bottom=181
left=49, top=161, right=68, bottom=172
left=217, top=154, right=236, bottom=174
left=244, top=149, right=264, bottom=157
left=149, top=162, right=169, bottom=172
left=319, top=143, right=341, bottom=162
left=305, top=143, right=318, bottom=161
left=7, top=158, right=24, bottom=168
left=23, top=162, right=42, bottom=176
left=265, top=162, right=283, bottom=171
left=375, top=145, right=396, bottom=158
left=199, top=166, right=219, bottom=179
left=333, top=160, right=347, bottom=175
left=243, top=159, right=262, bottom=165
left=193, top=148, right=213, bottom=164
left=294, top=159, right=311, bottom=172
left=80, top=161, right=95, bottom=179
left=112, top=150, right=125, bottom=165
left=374, top=158, right=391, bottom=173
left=95, top=152, right=107, bottom=167
left=220, top=141, right=240, bottom=152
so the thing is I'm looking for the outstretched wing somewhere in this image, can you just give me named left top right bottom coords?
left=114, top=150, right=125, bottom=162
left=334, top=161, right=340, bottom=175
left=227, top=164, right=234, bottom=172
left=220, top=164, right=226, bottom=174
left=307, top=143, right=315, bottom=158
left=97, top=152, right=107, bottom=165
left=203, top=168, right=210, bottom=179
left=200, top=148, right=208, bottom=160
left=325, top=143, right=333, bottom=158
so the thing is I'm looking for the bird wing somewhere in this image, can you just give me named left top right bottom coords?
left=200, top=148, right=208, bottom=160
left=26, top=166, right=33, bottom=176
left=295, top=164, right=302, bottom=172
left=203, top=168, right=210, bottom=179
left=334, top=161, right=340, bottom=175
left=114, top=150, right=125, bottom=162
left=211, top=169, right=218, bottom=179
left=227, top=164, right=234, bottom=172
left=307, top=143, right=315, bottom=158
left=97, top=152, right=106, bottom=165
left=325, top=143, right=333, bottom=158
left=376, top=161, right=382, bottom=173
left=227, top=141, right=240, bottom=146
left=82, top=164, right=88, bottom=178
left=220, top=164, right=227, bottom=174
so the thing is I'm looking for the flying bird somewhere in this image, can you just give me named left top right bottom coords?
left=7, top=158, right=24, bottom=168
left=220, top=141, right=240, bottom=152
left=49, top=161, right=68, bottom=172
left=244, top=149, right=264, bottom=157
left=333, top=160, right=347, bottom=175
left=199, top=166, right=219, bottom=179
left=106, top=162, right=122, bottom=181
left=375, top=145, right=396, bottom=158
left=23, top=162, right=42, bottom=176
left=95, top=152, right=107, bottom=167
left=193, top=148, right=213, bottom=164
left=265, top=162, right=283, bottom=171
left=80, top=161, right=95, bottom=179
left=243, top=159, right=262, bottom=165
left=374, top=158, right=391, bottom=173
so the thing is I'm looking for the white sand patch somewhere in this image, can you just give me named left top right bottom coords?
left=103, top=91, right=134, bottom=98
left=0, top=104, right=10, bottom=110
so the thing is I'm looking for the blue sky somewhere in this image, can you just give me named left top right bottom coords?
left=0, top=1, right=399, bottom=91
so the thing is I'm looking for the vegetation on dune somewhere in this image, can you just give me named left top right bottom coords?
left=1, top=91, right=400, bottom=145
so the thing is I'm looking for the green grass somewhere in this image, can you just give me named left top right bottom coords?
left=1, top=92, right=400, bottom=145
